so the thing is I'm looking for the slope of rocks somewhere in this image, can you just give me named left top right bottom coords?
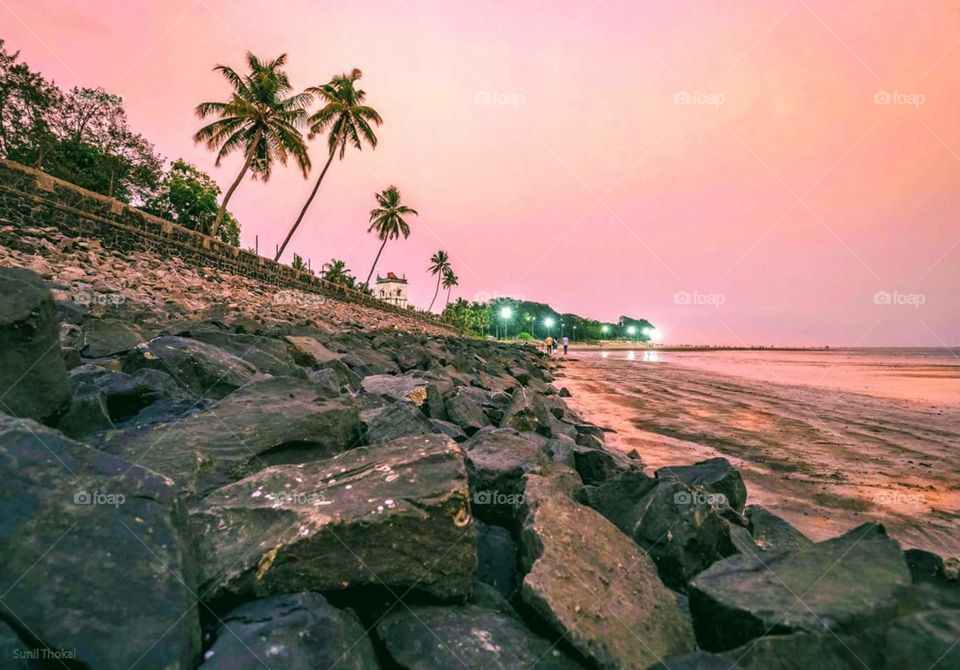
left=0, top=235, right=957, bottom=669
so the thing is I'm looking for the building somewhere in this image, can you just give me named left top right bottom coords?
left=375, top=272, right=408, bottom=308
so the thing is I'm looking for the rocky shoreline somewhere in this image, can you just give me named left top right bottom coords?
left=1, top=232, right=958, bottom=668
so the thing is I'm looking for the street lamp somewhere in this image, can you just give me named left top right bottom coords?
left=572, top=324, right=577, bottom=342
left=499, top=306, right=513, bottom=339
left=601, top=324, right=609, bottom=340
left=626, top=325, right=637, bottom=341
left=543, top=317, right=555, bottom=336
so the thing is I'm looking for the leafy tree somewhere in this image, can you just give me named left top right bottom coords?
left=276, top=68, right=382, bottom=261
left=195, top=52, right=311, bottom=238
left=0, top=40, right=60, bottom=165
left=442, top=268, right=459, bottom=308
left=291, top=253, right=308, bottom=272
left=363, top=185, right=417, bottom=288
left=145, top=159, right=240, bottom=245
left=427, top=250, right=452, bottom=312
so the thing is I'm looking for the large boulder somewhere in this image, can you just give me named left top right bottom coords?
left=476, top=521, right=519, bottom=599
left=199, top=592, right=378, bottom=670
left=745, top=505, right=813, bottom=552
left=883, top=608, right=960, bottom=668
left=688, top=523, right=911, bottom=651
left=656, top=458, right=748, bottom=513
left=99, top=377, right=361, bottom=497
left=0, top=268, right=71, bottom=423
left=181, top=329, right=305, bottom=377
left=461, top=427, right=546, bottom=526
left=190, top=434, right=476, bottom=603
left=0, top=416, right=200, bottom=669
left=377, top=604, right=583, bottom=669
left=361, top=401, right=434, bottom=444
left=518, top=474, right=696, bottom=669
left=499, top=387, right=551, bottom=434
left=81, top=317, right=144, bottom=358
left=361, top=374, right=428, bottom=406
left=283, top=335, right=342, bottom=367
left=123, top=336, right=259, bottom=399
left=445, top=386, right=489, bottom=435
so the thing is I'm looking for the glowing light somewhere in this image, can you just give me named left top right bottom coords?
left=648, top=328, right=664, bottom=343
left=601, top=325, right=609, bottom=333
left=500, top=306, right=512, bottom=319
left=543, top=317, right=555, bottom=328
left=626, top=326, right=636, bottom=335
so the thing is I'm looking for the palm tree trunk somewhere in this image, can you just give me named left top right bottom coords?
left=275, top=145, right=337, bottom=261
left=364, top=238, right=388, bottom=289
left=445, top=286, right=452, bottom=308
left=212, top=129, right=261, bottom=239
left=428, top=275, right=442, bottom=311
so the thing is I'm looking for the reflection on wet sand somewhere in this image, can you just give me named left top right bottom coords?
left=557, top=350, right=960, bottom=558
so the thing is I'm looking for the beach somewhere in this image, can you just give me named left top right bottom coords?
left=556, top=347, right=960, bottom=557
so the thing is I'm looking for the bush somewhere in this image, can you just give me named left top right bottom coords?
left=516, top=331, right=534, bottom=341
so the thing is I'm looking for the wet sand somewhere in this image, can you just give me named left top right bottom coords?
left=556, top=351, right=960, bottom=558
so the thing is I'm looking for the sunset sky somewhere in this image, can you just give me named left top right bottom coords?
left=3, top=0, right=958, bottom=346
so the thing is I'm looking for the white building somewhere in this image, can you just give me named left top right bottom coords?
left=376, top=272, right=408, bottom=308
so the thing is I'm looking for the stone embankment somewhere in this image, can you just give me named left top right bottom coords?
left=0, top=227, right=957, bottom=668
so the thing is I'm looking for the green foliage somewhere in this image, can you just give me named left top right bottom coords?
left=291, top=253, right=308, bottom=272
left=1, top=44, right=163, bottom=204
left=516, top=331, right=534, bottom=341
left=307, top=68, right=383, bottom=158
left=145, top=159, right=240, bottom=245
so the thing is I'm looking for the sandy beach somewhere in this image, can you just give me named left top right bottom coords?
left=556, top=348, right=960, bottom=558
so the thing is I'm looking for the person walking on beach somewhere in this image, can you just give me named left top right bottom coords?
left=562, top=335, right=569, bottom=355
left=544, top=335, right=554, bottom=355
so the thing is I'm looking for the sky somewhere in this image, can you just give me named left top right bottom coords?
left=2, top=0, right=959, bottom=346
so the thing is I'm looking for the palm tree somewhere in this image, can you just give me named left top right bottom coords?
left=363, top=186, right=418, bottom=288
left=194, top=52, right=311, bottom=239
left=442, top=268, right=459, bottom=308
left=275, top=68, right=382, bottom=261
left=322, top=258, right=352, bottom=286
left=427, top=250, right=452, bottom=311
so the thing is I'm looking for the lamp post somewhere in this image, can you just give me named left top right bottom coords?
left=499, top=306, right=513, bottom=340
left=626, top=325, right=637, bottom=341
left=601, top=324, right=609, bottom=340
left=543, top=317, right=554, bottom=337
left=572, top=324, right=577, bottom=342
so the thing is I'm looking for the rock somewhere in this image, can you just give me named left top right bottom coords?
left=199, top=592, right=378, bottom=670
left=428, top=418, right=467, bottom=442
left=558, top=386, right=572, bottom=397
left=578, top=469, right=731, bottom=592
left=646, top=651, right=733, bottom=669
left=81, top=318, right=143, bottom=358
left=361, top=374, right=428, bottom=406
left=745, top=505, right=813, bottom=552
left=350, top=347, right=401, bottom=375
left=462, top=428, right=546, bottom=526
left=361, top=401, right=434, bottom=444
left=904, top=548, right=948, bottom=584
left=0, top=268, right=71, bottom=423
left=476, top=521, right=518, bottom=599
left=657, top=458, right=747, bottom=513
left=99, top=377, right=361, bottom=498
left=688, top=523, right=911, bottom=652
left=445, top=386, right=489, bottom=435
left=0, top=621, right=32, bottom=669
left=883, top=608, right=960, bottom=668
left=572, top=445, right=632, bottom=485
left=396, top=343, right=429, bottom=371
left=0, top=416, right=200, bottom=669
left=320, top=358, right=362, bottom=391
left=185, top=330, right=305, bottom=377
left=499, top=387, right=551, bottom=434
left=284, top=335, right=342, bottom=366
left=190, top=434, right=476, bottom=603
left=518, top=474, right=696, bottom=669
left=377, top=604, right=583, bottom=670
left=123, top=336, right=258, bottom=399
left=715, top=632, right=876, bottom=670
left=423, top=383, right=449, bottom=420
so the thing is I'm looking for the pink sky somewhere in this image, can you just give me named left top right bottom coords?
left=3, top=0, right=959, bottom=346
